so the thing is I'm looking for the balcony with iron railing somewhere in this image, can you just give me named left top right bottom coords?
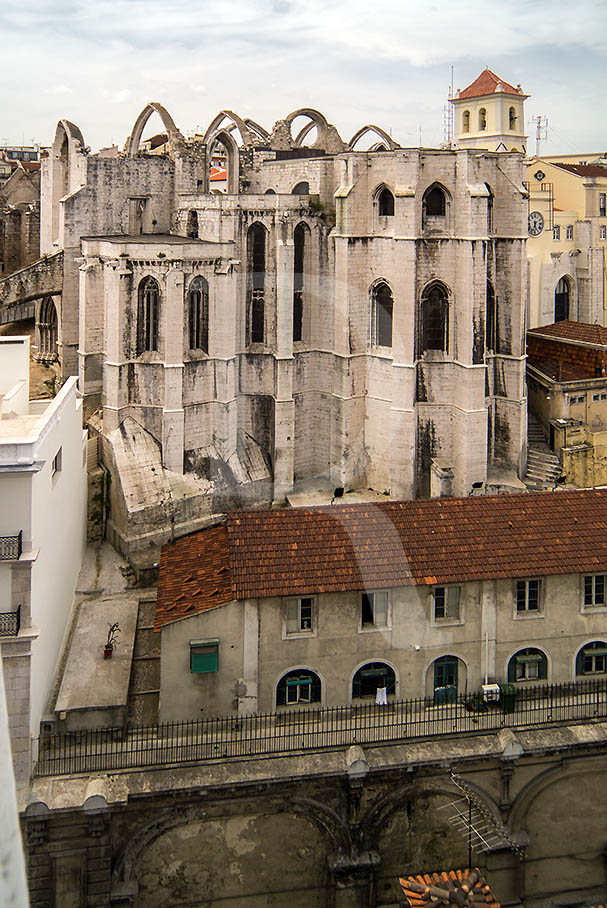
left=0, top=604, right=21, bottom=637
left=35, top=677, right=607, bottom=777
left=0, top=531, right=22, bottom=561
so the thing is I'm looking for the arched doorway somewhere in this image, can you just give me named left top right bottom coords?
left=554, top=277, right=570, bottom=322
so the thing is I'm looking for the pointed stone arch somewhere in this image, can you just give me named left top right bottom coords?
left=206, top=128, right=240, bottom=194
left=126, top=102, right=184, bottom=158
left=347, top=124, right=400, bottom=151
left=201, top=110, right=256, bottom=148
left=51, top=119, right=86, bottom=244
left=284, top=108, right=345, bottom=153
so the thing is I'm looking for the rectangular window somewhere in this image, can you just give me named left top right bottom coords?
left=583, top=650, right=607, bottom=673
left=515, top=654, right=541, bottom=680
left=516, top=579, right=541, bottom=612
left=361, top=591, right=389, bottom=628
left=566, top=225, right=573, bottom=240
left=593, top=393, right=600, bottom=401
left=52, top=448, right=62, bottom=477
left=584, top=574, right=606, bottom=607
left=286, top=597, right=314, bottom=634
left=601, top=225, right=607, bottom=241
left=434, top=586, right=460, bottom=620
left=286, top=676, right=312, bottom=704
left=600, top=193, right=606, bottom=217
left=190, top=640, right=219, bottom=673
left=553, top=226, right=560, bottom=240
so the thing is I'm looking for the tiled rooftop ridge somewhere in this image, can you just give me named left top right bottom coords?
left=155, top=489, right=607, bottom=628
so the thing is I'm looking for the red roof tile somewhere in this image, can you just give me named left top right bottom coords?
left=528, top=321, right=607, bottom=347
left=551, top=162, right=607, bottom=178
left=455, top=68, right=523, bottom=101
left=400, top=868, right=499, bottom=908
left=154, top=489, right=607, bottom=628
left=527, top=356, right=595, bottom=381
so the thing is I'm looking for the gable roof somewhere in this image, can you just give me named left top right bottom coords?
left=399, top=868, right=499, bottom=908
left=551, top=162, right=607, bottom=179
left=155, top=489, right=607, bottom=628
left=528, top=320, right=607, bottom=347
left=455, top=68, right=525, bottom=101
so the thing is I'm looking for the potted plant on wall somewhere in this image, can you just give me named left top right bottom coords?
left=104, top=622, right=121, bottom=659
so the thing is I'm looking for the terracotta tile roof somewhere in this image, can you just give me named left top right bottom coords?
left=528, top=321, right=607, bottom=347
left=399, top=867, right=499, bottom=908
left=527, top=356, right=595, bottom=381
left=551, top=162, right=607, bottom=178
left=456, top=68, right=523, bottom=101
left=155, top=489, right=607, bottom=628
left=155, top=524, right=233, bottom=629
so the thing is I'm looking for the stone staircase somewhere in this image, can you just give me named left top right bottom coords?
left=525, top=415, right=562, bottom=491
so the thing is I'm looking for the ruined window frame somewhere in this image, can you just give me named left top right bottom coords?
left=371, top=280, right=394, bottom=349
left=377, top=186, right=395, bottom=217
left=293, top=222, right=309, bottom=344
left=187, top=275, right=209, bottom=353
left=246, top=222, right=266, bottom=346
left=136, top=276, right=160, bottom=355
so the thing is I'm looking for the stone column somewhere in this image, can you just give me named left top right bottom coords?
left=273, top=236, right=295, bottom=500
left=162, top=266, right=185, bottom=473
left=103, top=260, right=132, bottom=434
left=238, top=599, right=259, bottom=715
left=481, top=578, right=497, bottom=685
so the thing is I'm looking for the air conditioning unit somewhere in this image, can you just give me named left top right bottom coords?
left=482, top=683, right=501, bottom=702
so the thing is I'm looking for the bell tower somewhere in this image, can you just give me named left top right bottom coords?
left=450, top=67, right=528, bottom=153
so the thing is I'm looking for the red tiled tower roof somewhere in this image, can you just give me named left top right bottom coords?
left=454, top=68, right=526, bottom=101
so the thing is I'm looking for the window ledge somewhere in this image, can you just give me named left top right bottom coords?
left=514, top=611, right=544, bottom=619
left=283, top=630, right=317, bottom=641
left=432, top=618, right=464, bottom=628
left=581, top=605, right=607, bottom=614
left=358, top=625, right=391, bottom=634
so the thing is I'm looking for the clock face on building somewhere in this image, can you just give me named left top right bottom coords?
left=528, top=211, right=544, bottom=237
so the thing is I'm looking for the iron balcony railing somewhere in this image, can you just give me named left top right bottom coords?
left=0, top=605, right=21, bottom=637
left=0, top=531, right=22, bottom=560
left=35, top=677, right=607, bottom=777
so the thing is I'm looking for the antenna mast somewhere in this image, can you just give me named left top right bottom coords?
left=444, top=66, right=455, bottom=145
left=532, top=115, right=548, bottom=156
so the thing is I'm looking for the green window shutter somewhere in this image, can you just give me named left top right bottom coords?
left=190, top=641, right=219, bottom=673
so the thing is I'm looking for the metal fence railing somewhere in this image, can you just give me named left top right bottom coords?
left=0, top=531, right=22, bottom=561
left=0, top=605, right=20, bottom=637
left=34, top=678, right=607, bottom=777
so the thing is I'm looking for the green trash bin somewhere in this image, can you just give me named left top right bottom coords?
left=500, top=683, right=517, bottom=714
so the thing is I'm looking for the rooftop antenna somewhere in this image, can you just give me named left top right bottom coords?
left=532, top=115, right=548, bottom=156
left=444, top=65, right=455, bottom=145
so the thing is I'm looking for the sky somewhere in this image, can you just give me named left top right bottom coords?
left=2, top=0, right=607, bottom=155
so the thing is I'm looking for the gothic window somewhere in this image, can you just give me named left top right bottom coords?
left=38, top=296, right=58, bottom=361
left=420, top=283, right=449, bottom=354
left=509, top=107, right=517, bottom=129
left=292, top=181, right=309, bottom=195
left=423, top=185, right=446, bottom=218
left=486, top=281, right=497, bottom=352
left=554, top=276, right=570, bottom=323
left=186, top=210, right=199, bottom=239
left=462, top=110, right=470, bottom=133
left=371, top=281, right=393, bottom=348
left=247, top=223, right=266, bottom=344
left=293, top=222, right=307, bottom=343
left=377, top=187, right=395, bottom=216
left=188, top=276, right=209, bottom=352
left=137, top=276, right=160, bottom=354
left=485, top=183, right=494, bottom=233
left=479, top=108, right=487, bottom=131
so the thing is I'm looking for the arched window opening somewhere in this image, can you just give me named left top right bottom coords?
left=372, top=281, right=393, bottom=348
left=433, top=656, right=459, bottom=704
left=208, top=136, right=229, bottom=194
left=293, top=223, right=306, bottom=343
left=188, top=276, right=209, bottom=352
left=462, top=110, right=470, bottom=133
left=423, top=185, right=446, bottom=218
left=265, top=188, right=276, bottom=195
left=38, top=297, right=58, bottom=361
left=277, top=669, right=321, bottom=706
left=486, top=281, right=497, bottom=352
left=508, top=648, right=548, bottom=682
left=137, top=277, right=160, bottom=354
left=292, top=181, right=309, bottom=196
left=479, top=108, right=487, bottom=131
left=509, top=107, right=517, bottom=130
left=186, top=210, right=199, bottom=239
left=420, top=283, right=449, bottom=354
left=378, top=187, right=395, bottom=217
left=485, top=183, right=494, bottom=233
left=576, top=641, right=607, bottom=676
left=352, top=662, right=396, bottom=700
left=555, top=276, right=570, bottom=322
left=247, top=223, right=266, bottom=344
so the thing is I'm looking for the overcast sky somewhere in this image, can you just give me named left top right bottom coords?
left=2, top=0, right=606, bottom=155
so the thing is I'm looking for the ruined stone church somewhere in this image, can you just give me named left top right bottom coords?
left=1, top=78, right=528, bottom=571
